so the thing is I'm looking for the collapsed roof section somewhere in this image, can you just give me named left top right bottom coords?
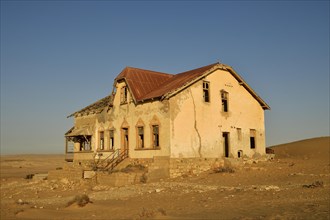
left=67, top=95, right=112, bottom=118
left=68, top=62, right=270, bottom=118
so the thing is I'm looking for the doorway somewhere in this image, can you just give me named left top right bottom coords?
left=222, top=132, right=230, bottom=158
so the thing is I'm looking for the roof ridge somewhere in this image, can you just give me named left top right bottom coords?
left=125, top=66, right=173, bottom=76
left=139, top=62, right=220, bottom=101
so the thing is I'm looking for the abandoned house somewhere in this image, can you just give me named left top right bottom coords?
left=65, top=62, right=270, bottom=177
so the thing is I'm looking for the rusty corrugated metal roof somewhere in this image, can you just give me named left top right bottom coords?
left=69, top=62, right=270, bottom=118
left=141, top=63, right=219, bottom=101
left=116, top=67, right=173, bottom=101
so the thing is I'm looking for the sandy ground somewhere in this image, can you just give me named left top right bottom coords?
left=1, top=137, right=329, bottom=220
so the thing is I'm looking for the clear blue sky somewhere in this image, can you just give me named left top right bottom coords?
left=1, top=1, right=329, bottom=154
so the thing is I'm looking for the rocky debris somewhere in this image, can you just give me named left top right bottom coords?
left=16, top=199, right=28, bottom=205
left=137, top=207, right=167, bottom=219
left=303, top=181, right=324, bottom=189
left=33, top=173, right=48, bottom=180
left=67, top=194, right=93, bottom=207
left=155, top=188, right=163, bottom=193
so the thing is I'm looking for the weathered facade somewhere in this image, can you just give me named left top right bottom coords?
left=65, top=62, right=270, bottom=176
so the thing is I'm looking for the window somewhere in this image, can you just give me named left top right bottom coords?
left=120, top=86, right=128, bottom=104
left=152, top=125, right=159, bottom=148
left=99, top=131, right=104, bottom=150
left=250, top=129, right=256, bottom=149
left=109, top=130, right=114, bottom=150
left=237, top=128, right=242, bottom=141
left=203, top=81, right=210, bottom=102
left=137, top=127, right=144, bottom=148
left=221, top=91, right=229, bottom=112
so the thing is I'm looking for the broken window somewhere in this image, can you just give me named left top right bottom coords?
left=137, top=127, right=144, bottom=148
left=109, top=130, right=114, bottom=150
left=120, top=86, right=128, bottom=104
left=99, top=131, right=104, bottom=150
left=203, top=81, right=210, bottom=102
left=152, top=125, right=159, bottom=148
left=250, top=129, right=256, bottom=149
left=221, top=91, right=229, bottom=112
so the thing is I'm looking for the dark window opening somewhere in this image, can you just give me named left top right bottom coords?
left=250, top=137, right=256, bottom=149
left=238, top=150, right=243, bottom=158
left=203, top=81, right=210, bottom=102
left=109, top=130, right=114, bottom=150
left=152, top=125, right=159, bottom=148
left=137, top=127, right=144, bottom=148
left=250, top=129, right=256, bottom=149
left=222, top=132, right=230, bottom=158
left=221, top=91, right=229, bottom=112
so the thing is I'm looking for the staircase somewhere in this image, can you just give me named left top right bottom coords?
left=96, top=149, right=129, bottom=172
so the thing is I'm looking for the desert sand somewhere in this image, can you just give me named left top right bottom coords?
left=1, top=137, right=329, bottom=219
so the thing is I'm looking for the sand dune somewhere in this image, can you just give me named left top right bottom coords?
left=270, top=137, right=330, bottom=159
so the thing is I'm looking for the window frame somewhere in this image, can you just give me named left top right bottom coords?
left=221, top=90, right=229, bottom=112
left=99, top=131, right=104, bottom=150
left=152, top=125, right=160, bottom=149
left=109, top=129, right=115, bottom=150
left=250, top=129, right=256, bottom=149
left=136, top=126, right=145, bottom=149
left=203, top=81, right=210, bottom=103
left=120, top=86, right=128, bottom=104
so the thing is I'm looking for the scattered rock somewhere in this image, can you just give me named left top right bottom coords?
left=60, top=178, right=70, bottom=185
left=16, top=199, right=28, bottom=205
left=303, top=181, right=324, bottom=189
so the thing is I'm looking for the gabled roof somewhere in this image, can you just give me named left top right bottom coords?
left=67, top=95, right=112, bottom=118
left=69, top=62, right=270, bottom=118
left=141, top=63, right=220, bottom=101
left=115, top=67, right=173, bottom=102
left=124, top=62, right=270, bottom=110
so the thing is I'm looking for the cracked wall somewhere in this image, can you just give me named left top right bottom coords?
left=169, top=69, right=266, bottom=158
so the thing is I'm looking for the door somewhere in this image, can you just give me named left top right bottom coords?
left=222, top=132, right=230, bottom=158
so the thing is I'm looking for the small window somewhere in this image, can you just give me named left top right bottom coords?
left=221, top=91, right=229, bottom=112
left=237, top=128, right=242, bottom=141
left=120, top=86, right=128, bottom=104
left=137, top=127, right=144, bottom=148
left=152, top=125, right=159, bottom=148
left=203, top=81, right=210, bottom=102
left=109, top=130, right=114, bottom=150
left=250, top=129, right=256, bottom=149
left=99, top=131, right=104, bottom=150
left=238, top=150, right=243, bottom=158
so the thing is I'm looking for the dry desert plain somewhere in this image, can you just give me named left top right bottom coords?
left=1, top=137, right=329, bottom=220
